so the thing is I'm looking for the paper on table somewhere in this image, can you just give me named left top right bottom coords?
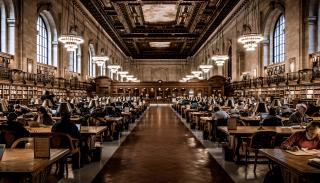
left=286, top=149, right=320, bottom=156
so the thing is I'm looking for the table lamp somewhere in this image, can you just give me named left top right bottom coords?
left=57, top=102, right=72, bottom=116
left=42, top=99, right=53, bottom=108
left=88, top=99, right=99, bottom=108
left=271, top=99, right=282, bottom=108
left=0, top=99, right=8, bottom=112
left=254, top=102, right=269, bottom=130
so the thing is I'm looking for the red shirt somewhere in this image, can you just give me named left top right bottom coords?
left=281, top=131, right=320, bottom=149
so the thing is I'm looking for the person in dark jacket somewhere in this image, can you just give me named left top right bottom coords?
left=52, top=112, right=81, bottom=173
left=52, top=112, right=80, bottom=140
left=0, top=112, right=30, bottom=147
left=262, top=107, right=283, bottom=126
left=14, top=104, right=30, bottom=116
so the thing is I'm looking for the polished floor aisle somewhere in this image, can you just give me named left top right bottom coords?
left=93, top=106, right=234, bottom=183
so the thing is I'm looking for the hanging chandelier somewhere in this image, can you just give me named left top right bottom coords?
left=237, top=0, right=263, bottom=51
left=238, top=33, right=263, bottom=51
left=118, top=71, right=128, bottom=75
left=107, top=65, right=121, bottom=73
left=211, top=55, right=229, bottom=66
left=199, top=65, right=213, bottom=73
left=92, top=55, right=109, bottom=67
left=58, top=0, right=84, bottom=52
left=191, top=71, right=202, bottom=76
left=211, top=31, right=228, bottom=66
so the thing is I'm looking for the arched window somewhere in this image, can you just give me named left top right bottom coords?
left=69, top=46, right=81, bottom=73
left=88, top=45, right=96, bottom=77
left=273, top=15, right=285, bottom=63
left=37, top=16, right=49, bottom=64
left=36, top=11, right=58, bottom=66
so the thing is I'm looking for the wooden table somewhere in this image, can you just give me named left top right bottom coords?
left=280, top=116, right=320, bottom=122
left=218, top=126, right=304, bottom=136
left=28, top=126, right=108, bottom=136
left=218, top=126, right=304, bottom=162
left=0, top=149, right=69, bottom=183
left=260, top=149, right=320, bottom=183
left=239, top=116, right=261, bottom=126
left=52, top=117, right=80, bottom=122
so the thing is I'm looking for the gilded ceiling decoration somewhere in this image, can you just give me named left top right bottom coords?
left=80, top=0, right=240, bottom=59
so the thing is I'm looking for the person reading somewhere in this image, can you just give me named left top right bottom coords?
left=288, top=103, right=309, bottom=126
left=281, top=121, right=320, bottom=151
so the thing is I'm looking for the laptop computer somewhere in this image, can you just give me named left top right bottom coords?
left=0, top=144, right=5, bottom=161
left=76, top=124, right=81, bottom=131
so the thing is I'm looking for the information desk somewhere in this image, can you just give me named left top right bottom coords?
left=259, top=149, right=320, bottom=183
left=0, top=149, right=69, bottom=183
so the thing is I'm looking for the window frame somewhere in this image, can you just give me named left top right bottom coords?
left=272, top=14, right=285, bottom=64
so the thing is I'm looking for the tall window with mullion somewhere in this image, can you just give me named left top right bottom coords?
left=69, top=48, right=80, bottom=73
left=88, top=50, right=96, bottom=77
left=37, top=16, right=49, bottom=65
left=273, top=15, right=285, bottom=64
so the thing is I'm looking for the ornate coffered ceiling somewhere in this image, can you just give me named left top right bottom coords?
left=80, top=0, right=240, bottom=59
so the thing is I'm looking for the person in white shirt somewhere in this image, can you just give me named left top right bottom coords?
left=212, top=106, right=230, bottom=120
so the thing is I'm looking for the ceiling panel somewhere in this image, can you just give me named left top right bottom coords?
left=80, top=0, right=240, bottom=59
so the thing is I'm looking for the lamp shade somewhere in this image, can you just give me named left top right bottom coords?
left=88, top=99, right=99, bottom=108
left=0, top=99, right=8, bottom=112
left=57, top=102, right=72, bottom=114
left=254, top=102, right=269, bottom=113
left=42, top=99, right=53, bottom=108
left=271, top=99, right=282, bottom=107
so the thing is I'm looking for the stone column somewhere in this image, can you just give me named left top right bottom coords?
left=217, top=65, right=223, bottom=75
left=262, top=40, right=269, bottom=76
left=318, top=1, right=320, bottom=51
left=307, top=16, right=317, bottom=54
left=7, top=18, right=15, bottom=55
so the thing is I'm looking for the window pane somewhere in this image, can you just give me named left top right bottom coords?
left=273, top=14, right=285, bottom=64
left=36, top=16, right=49, bottom=65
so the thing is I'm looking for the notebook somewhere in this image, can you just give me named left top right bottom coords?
left=0, top=144, right=5, bottom=161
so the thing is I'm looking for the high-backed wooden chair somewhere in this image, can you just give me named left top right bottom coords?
left=11, top=137, right=34, bottom=149
left=50, top=132, right=80, bottom=177
left=244, top=131, right=277, bottom=173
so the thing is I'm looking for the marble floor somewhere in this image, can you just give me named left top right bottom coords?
left=57, top=105, right=267, bottom=183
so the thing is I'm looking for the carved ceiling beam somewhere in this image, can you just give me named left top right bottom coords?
left=121, top=33, right=198, bottom=38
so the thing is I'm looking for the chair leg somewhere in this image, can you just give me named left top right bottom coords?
left=254, top=151, right=258, bottom=173
left=245, top=149, right=248, bottom=166
left=65, top=157, right=68, bottom=178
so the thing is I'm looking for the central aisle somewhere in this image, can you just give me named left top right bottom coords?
left=93, top=106, right=234, bottom=183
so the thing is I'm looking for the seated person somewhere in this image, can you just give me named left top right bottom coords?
left=212, top=106, right=230, bottom=120
left=52, top=112, right=82, bottom=171
left=14, top=104, right=30, bottom=116
left=262, top=107, right=283, bottom=126
left=228, top=106, right=239, bottom=115
left=280, top=121, right=320, bottom=151
left=0, top=112, right=30, bottom=147
left=33, top=106, right=55, bottom=126
left=288, top=103, right=309, bottom=126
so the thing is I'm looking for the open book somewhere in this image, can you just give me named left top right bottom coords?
left=286, top=149, right=320, bottom=156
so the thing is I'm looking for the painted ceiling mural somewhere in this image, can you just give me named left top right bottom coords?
left=80, top=0, right=240, bottom=59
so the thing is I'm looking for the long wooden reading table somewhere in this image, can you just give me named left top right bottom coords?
left=260, top=149, right=320, bottom=183
left=0, top=149, right=69, bottom=183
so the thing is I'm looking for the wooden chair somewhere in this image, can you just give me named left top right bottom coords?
left=11, top=137, right=34, bottom=149
left=0, top=129, right=17, bottom=148
left=50, top=132, right=80, bottom=177
left=244, top=131, right=277, bottom=173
